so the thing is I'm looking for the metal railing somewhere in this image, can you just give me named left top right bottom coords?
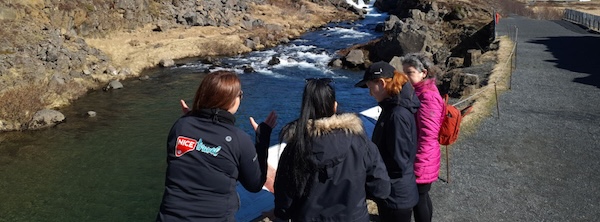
left=563, top=9, right=600, bottom=33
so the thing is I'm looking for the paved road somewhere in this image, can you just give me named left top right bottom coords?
left=430, top=16, right=600, bottom=221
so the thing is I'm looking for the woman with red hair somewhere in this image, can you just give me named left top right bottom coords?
left=355, top=61, right=421, bottom=222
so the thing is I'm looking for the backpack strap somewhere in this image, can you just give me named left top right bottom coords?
left=442, top=94, right=449, bottom=105
left=442, top=94, right=449, bottom=113
left=461, top=105, right=473, bottom=116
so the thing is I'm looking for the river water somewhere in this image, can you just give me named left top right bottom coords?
left=0, top=3, right=387, bottom=221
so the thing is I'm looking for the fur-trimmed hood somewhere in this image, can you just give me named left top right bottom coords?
left=274, top=113, right=391, bottom=222
left=280, top=113, right=365, bottom=142
left=309, top=113, right=364, bottom=137
left=280, top=113, right=369, bottom=172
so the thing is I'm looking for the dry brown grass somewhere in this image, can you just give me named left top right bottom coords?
left=0, top=20, right=43, bottom=49
left=493, top=0, right=541, bottom=18
left=85, top=0, right=355, bottom=76
left=500, top=0, right=600, bottom=18
left=531, top=6, right=565, bottom=20
left=0, top=80, right=51, bottom=128
left=491, top=0, right=594, bottom=20
left=435, top=35, right=516, bottom=185
left=460, top=35, right=515, bottom=136
left=0, top=77, right=89, bottom=130
left=265, top=0, right=302, bottom=9
left=45, top=79, right=89, bottom=108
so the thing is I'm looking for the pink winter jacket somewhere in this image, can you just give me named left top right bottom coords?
left=412, top=79, right=445, bottom=184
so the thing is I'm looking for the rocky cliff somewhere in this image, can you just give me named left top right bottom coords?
left=0, top=0, right=361, bottom=131
left=335, top=0, right=499, bottom=100
left=0, top=0, right=499, bottom=131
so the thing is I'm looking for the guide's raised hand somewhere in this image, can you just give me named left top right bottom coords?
left=180, top=99, right=190, bottom=114
left=250, top=110, right=278, bottom=131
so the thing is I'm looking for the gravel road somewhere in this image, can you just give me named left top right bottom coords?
left=429, top=16, right=600, bottom=221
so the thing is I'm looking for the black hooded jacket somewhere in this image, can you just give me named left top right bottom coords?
left=372, top=82, right=421, bottom=209
left=157, top=108, right=271, bottom=222
left=274, top=113, right=391, bottom=221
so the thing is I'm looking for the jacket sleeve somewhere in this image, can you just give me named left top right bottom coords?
left=364, top=139, right=391, bottom=200
left=385, top=111, right=416, bottom=176
left=238, top=123, right=272, bottom=192
left=416, top=92, right=444, bottom=152
left=273, top=150, right=293, bottom=220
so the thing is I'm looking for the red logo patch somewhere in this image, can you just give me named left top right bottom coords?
left=175, top=136, right=197, bottom=157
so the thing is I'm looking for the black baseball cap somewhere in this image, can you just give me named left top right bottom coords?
left=354, top=61, right=396, bottom=88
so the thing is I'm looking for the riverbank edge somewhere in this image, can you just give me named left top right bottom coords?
left=0, top=2, right=359, bottom=132
left=84, top=2, right=358, bottom=86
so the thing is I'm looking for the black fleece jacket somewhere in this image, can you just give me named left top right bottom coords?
left=157, top=108, right=272, bottom=222
left=372, top=82, right=421, bottom=209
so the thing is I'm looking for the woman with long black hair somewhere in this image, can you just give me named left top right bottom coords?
left=273, top=78, right=390, bottom=221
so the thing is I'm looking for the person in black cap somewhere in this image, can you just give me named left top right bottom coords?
left=355, top=61, right=421, bottom=222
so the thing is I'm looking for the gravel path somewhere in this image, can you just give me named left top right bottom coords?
left=430, top=16, right=600, bottom=221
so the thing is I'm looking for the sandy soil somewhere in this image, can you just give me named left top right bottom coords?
left=86, top=25, right=247, bottom=76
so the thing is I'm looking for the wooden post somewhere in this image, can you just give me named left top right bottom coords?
left=495, top=82, right=500, bottom=119
left=511, top=26, right=519, bottom=72
left=446, top=145, right=451, bottom=183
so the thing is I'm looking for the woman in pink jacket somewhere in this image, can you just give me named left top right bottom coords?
left=401, top=53, right=445, bottom=222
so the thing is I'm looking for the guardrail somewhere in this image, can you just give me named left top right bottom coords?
left=563, top=9, right=600, bottom=33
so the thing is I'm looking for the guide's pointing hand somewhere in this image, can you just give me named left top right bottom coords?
left=180, top=99, right=190, bottom=114
left=250, top=110, right=278, bottom=131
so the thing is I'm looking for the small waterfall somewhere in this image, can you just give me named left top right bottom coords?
left=345, top=0, right=367, bottom=9
left=357, top=0, right=367, bottom=8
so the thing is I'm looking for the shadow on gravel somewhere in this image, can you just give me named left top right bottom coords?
left=529, top=35, right=600, bottom=88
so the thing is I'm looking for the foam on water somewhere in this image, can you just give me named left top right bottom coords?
left=172, top=1, right=387, bottom=79
left=345, top=0, right=367, bottom=9
left=326, top=26, right=374, bottom=39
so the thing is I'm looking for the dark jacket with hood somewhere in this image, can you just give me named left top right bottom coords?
left=157, top=108, right=271, bottom=222
left=372, top=82, right=421, bottom=209
left=274, top=113, right=391, bottom=222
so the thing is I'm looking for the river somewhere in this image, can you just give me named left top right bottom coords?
left=0, top=2, right=386, bottom=221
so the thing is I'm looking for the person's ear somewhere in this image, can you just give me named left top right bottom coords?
left=378, top=78, right=386, bottom=88
left=422, top=69, right=428, bottom=78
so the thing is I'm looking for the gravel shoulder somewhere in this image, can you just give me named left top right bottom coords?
left=430, top=16, right=600, bottom=221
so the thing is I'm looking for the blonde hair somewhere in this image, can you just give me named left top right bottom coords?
left=381, top=70, right=409, bottom=96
